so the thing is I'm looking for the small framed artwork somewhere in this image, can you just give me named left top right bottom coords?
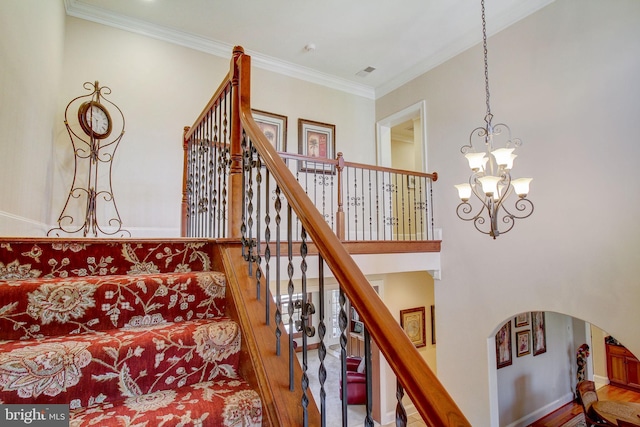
left=298, top=118, right=335, bottom=173
left=516, top=330, right=531, bottom=357
left=400, top=306, right=426, bottom=348
left=496, top=321, right=512, bottom=369
left=515, top=312, right=530, bottom=327
left=430, top=305, right=436, bottom=345
left=532, top=311, right=547, bottom=356
left=252, top=110, right=287, bottom=152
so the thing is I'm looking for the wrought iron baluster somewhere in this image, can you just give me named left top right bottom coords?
left=395, top=381, right=408, bottom=427
left=363, top=327, right=374, bottom=427
left=317, top=256, right=327, bottom=427
left=375, top=171, right=380, bottom=240
left=287, top=204, right=295, bottom=391
left=299, top=227, right=314, bottom=427
left=339, top=288, right=349, bottom=426
left=368, top=168, right=373, bottom=239
left=264, top=168, right=271, bottom=324
left=254, top=141, right=263, bottom=301
left=274, top=185, right=282, bottom=355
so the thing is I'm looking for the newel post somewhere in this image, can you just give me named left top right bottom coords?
left=228, top=46, right=245, bottom=239
left=181, top=126, right=190, bottom=237
left=336, top=152, right=345, bottom=240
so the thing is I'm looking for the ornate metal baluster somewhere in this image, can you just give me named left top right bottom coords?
left=287, top=204, right=295, bottom=390
left=364, top=327, right=374, bottom=427
left=299, top=226, right=314, bottom=427
left=264, top=168, right=271, bottom=324
left=254, top=141, right=263, bottom=300
left=395, top=381, right=408, bottom=427
left=274, top=185, right=282, bottom=355
left=317, top=256, right=327, bottom=427
left=339, top=288, right=349, bottom=426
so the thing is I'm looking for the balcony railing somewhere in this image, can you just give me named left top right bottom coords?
left=183, top=143, right=437, bottom=242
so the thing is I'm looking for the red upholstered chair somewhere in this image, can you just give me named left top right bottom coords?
left=340, top=356, right=366, bottom=405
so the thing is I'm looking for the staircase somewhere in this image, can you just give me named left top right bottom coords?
left=0, top=238, right=262, bottom=426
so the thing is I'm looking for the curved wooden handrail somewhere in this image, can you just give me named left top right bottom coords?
left=234, top=47, right=469, bottom=426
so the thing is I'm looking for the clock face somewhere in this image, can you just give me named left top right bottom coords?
left=78, top=101, right=112, bottom=139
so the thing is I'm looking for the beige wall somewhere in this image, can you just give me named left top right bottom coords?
left=376, top=0, right=640, bottom=424
left=0, top=0, right=66, bottom=235
left=374, top=271, right=436, bottom=423
left=57, top=18, right=373, bottom=236
left=1, top=15, right=374, bottom=236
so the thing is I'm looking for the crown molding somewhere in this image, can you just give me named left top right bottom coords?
left=64, top=0, right=375, bottom=99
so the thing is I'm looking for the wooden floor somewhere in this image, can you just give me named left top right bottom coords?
left=528, top=385, right=640, bottom=427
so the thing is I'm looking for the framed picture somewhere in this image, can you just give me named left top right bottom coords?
left=252, top=109, right=287, bottom=152
left=298, top=118, right=335, bottom=173
left=516, top=330, right=531, bottom=357
left=430, top=305, right=436, bottom=345
left=496, top=321, right=512, bottom=369
left=400, top=306, right=426, bottom=348
left=532, top=311, right=547, bottom=356
left=515, top=312, right=530, bottom=327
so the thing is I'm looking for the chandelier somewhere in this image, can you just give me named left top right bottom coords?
left=454, top=0, right=533, bottom=239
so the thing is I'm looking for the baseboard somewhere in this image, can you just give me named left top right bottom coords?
left=593, top=374, right=610, bottom=388
left=379, top=403, right=417, bottom=426
left=0, top=211, right=180, bottom=238
left=505, top=392, right=574, bottom=427
left=0, top=210, right=49, bottom=236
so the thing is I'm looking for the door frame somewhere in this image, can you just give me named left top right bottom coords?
left=376, top=100, right=428, bottom=170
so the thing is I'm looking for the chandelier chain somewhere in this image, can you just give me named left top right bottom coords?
left=481, top=0, right=492, bottom=124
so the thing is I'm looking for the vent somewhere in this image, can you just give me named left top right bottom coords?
left=355, top=66, right=376, bottom=77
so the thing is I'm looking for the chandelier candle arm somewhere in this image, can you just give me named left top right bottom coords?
left=454, top=0, right=534, bottom=239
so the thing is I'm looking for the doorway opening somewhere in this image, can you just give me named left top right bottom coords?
left=376, top=100, right=427, bottom=172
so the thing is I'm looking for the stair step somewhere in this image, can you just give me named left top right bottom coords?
left=0, top=271, right=226, bottom=340
left=0, top=318, right=242, bottom=409
left=69, top=378, right=262, bottom=427
left=0, top=240, right=215, bottom=281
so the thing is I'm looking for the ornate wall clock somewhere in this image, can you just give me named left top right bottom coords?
left=78, top=100, right=112, bottom=139
left=48, top=81, right=129, bottom=238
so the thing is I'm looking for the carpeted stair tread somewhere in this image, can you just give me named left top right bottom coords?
left=0, top=240, right=214, bottom=281
left=69, top=378, right=262, bottom=427
left=0, top=318, right=242, bottom=409
left=0, top=271, right=226, bottom=340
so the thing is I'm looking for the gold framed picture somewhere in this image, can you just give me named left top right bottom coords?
left=400, top=306, right=426, bottom=348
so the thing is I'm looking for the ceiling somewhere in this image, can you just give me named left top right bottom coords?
left=65, top=0, right=556, bottom=99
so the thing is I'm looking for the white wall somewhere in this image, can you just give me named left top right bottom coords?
left=376, top=0, right=640, bottom=425
left=0, top=0, right=66, bottom=235
left=1, top=15, right=375, bottom=237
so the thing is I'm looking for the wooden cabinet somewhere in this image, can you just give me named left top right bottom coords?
left=349, top=332, right=365, bottom=357
left=606, top=343, right=640, bottom=391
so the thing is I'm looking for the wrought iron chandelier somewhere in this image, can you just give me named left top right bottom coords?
left=455, top=0, right=533, bottom=239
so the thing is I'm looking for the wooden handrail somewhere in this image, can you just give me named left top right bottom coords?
left=277, top=151, right=438, bottom=181
left=233, top=47, right=470, bottom=426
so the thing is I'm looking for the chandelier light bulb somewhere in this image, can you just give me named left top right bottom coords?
left=478, top=175, right=501, bottom=197
left=465, top=152, right=488, bottom=172
left=491, top=148, right=515, bottom=167
left=455, top=183, right=472, bottom=201
left=511, top=177, right=533, bottom=197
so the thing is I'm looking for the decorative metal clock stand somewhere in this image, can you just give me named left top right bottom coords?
left=48, top=81, right=130, bottom=237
